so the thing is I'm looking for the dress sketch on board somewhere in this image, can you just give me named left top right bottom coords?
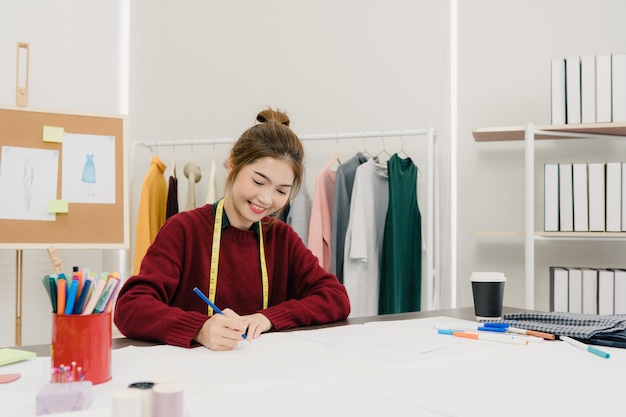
left=81, top=153, right=96, bottom=197
left=23, top=155, right=34, bottom=210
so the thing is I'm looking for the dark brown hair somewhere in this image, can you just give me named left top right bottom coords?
left=225, top=108, right=304, bottom=220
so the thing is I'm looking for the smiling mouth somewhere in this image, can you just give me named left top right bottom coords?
left=248, top=201, right=266, bottom=214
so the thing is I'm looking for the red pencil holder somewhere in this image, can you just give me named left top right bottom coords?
left=51, top=312, right=112, bottom=385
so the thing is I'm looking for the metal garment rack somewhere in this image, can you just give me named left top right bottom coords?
left=131, top=127, right=441, bottom=310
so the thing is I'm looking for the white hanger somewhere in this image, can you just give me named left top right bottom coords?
left=362, top=135, right=375, bottom=159
left=397, top=131, right=409, bottom=158
left=375, top=134, right=391, bottom=162
left=395, top=131, right=421, bottom=177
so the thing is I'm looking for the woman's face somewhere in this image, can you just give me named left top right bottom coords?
left=224, top=157, right=294, bottom=230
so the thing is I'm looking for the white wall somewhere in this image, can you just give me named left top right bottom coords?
left=458, top=0, right=626, bottom=311
left=0, top=1, right=123, bottom=113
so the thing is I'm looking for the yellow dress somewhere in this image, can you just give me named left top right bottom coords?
left=133, top=156, right=167, bottom=275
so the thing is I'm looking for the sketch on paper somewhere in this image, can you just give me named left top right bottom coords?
left=23, top=155, right=34, bottom=209
left=0, top=146, right=59, bottom=221
left=62, top=133, right=116, bottom=204
left=81, top=153, right=96, bottom=197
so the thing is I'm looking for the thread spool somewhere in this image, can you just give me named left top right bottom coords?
left=111, top=388, right=143, bottom=417
left=152, top=382, right=184, bottom=417
left=128, top=381, right=154, bottom=417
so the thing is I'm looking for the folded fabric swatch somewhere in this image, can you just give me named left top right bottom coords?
left=493, top=311, right=626, bottom=339
left=583, top=328, right=626, bottom=349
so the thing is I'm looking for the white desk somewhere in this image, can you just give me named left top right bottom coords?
left=2, top=312, right=624, bottom=417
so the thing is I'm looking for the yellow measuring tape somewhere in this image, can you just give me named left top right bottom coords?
left=208, top=198, right=268, bottom=316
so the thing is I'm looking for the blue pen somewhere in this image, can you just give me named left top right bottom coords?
left=482, top=322, right=510, bottom=329
left=64, top=279, right=79, bottom=315
left=73, top=279, right=92, bottom=314
left=193, top=287, right=247, bottom=340
left=433, top=323, right=506, bottom=333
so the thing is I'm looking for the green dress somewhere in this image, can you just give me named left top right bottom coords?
left=379, top=154, right=422, bottom=314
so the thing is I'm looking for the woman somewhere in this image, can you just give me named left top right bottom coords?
left=115, top=108, right=350, bottom=351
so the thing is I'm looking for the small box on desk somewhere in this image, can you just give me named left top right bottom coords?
left=51, top=311, right=112, bottom=385
left=36, top=381, right=93, bottom=415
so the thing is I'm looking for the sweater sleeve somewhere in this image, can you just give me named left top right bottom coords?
left=115, top=213, right=209, bottom=348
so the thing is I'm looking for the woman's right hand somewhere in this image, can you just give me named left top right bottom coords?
left=194, top=308, right=246, bottom=351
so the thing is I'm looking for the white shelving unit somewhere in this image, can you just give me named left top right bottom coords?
left=473, top=122, right=626, bottom=309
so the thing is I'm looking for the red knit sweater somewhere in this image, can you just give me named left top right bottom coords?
left=114, top=204, right=350, bottom=347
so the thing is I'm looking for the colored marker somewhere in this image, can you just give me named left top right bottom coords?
left=435, top=325, right=543, bottom=343
left=434, top=323, right=507, bottom=333
left=482, top=322, right=510, bottom=329
left=81, top=278, right=107, bottom=315
left=57, top=276, right=67, bottom=315
left=193, top=287, right=247, bottom=340
left=508, top=327, right=556, bottom=340
left=48, top=276, right=58, bottom=313
left=64, top=279, right=79, bottom=314
left=438, top=329, right=528, bottom=345
left=72, top=270, right=83, bottom=295
left=560, top=335, right=610, bottom=359
left=58, top=272, right=68, bottom=291
left=73, top=278, right=93, bottom=314
left=93, top=276, right=120, bottom=314
left=102, top=275, right=121, bottom=313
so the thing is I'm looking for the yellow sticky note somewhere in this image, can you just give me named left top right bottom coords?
left=0, top=348, right=36, bottom=366
left=48, top=200, right=68, bottom=213
left=43, top=126, right=64, bottom=143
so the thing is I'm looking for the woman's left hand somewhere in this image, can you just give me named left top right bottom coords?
left=241, top=313, right=273, bottom=340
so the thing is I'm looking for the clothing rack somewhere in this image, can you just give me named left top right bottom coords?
left=131, top=128, right=441, bottom=310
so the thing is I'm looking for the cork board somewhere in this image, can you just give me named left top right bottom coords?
left=0, top=107, right=128, bottom=248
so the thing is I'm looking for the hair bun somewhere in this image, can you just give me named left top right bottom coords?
left=257, top=107, right=290, bottom=127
